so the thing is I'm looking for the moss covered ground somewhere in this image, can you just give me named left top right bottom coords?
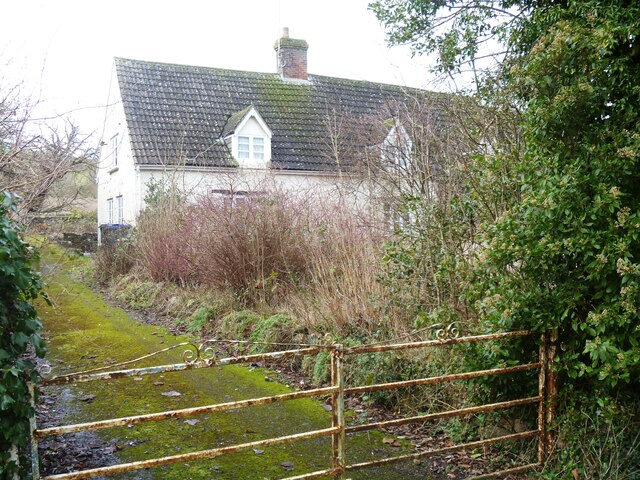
left=36, top=246, right=432, bottom=479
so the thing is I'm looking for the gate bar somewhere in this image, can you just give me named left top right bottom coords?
left=346, top=396, right=541, bottom=434
left=345, top=362, right=540, bottom=395
left=344, top=430, right=538, bottom=472
left=280, top=467, right=341, bottom=480
left=42, top=346, right=327, bottom=386
left=43, top=426, right=339, bottom=480
left=467, top=463, right=541, bottom=479
left=36, top=386, right=338, bottom=438
left=347, top=331, right=531, bottom=355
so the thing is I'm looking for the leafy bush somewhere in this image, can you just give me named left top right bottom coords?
left=471, top=1, right=640, bottom=389
left=543, top=391, right=640, bottom=479
left=0, top=192, right=46, bottom=478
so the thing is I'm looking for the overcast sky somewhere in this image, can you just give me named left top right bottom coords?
left=2, top=0, right=442, bottom=141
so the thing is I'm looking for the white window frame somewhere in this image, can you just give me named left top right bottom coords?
left=110, top=135, right=119, bottom=167
left=252, top=137, right=264, bottom=160
left=107, top=198, right=114, bottom=224
left=238, top=136, right=250, bottom=159
left=116, top=195, right=124, bottom=224
left=236, top=135, right=265, bottom=162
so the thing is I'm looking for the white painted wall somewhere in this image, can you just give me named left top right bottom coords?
left=135, top=166, right=372, bottom=224
left=96, top=69, right=142, bottom=247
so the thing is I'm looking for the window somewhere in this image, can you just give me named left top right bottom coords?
left=107, top=198, right=114, bottom=224
left=210, top=189, right=264, bottom=208
left=253, top=137, right=264, bottom=160
left=116, top=196, right=124, bottom=224
left=236, top=135, right=265, bottom=162
left=238, top=136, right=250, bottom=159
left=110, top=135, right=119, bottom=166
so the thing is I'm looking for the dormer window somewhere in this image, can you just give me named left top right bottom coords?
left=382, top=123, right=411, bottom=169
left=221, top=106, right=272, bottom=168
left=238, top=135, right=265, bottom=161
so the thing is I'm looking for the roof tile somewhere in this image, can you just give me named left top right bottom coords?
left=115, top=57, right=446, bottom=171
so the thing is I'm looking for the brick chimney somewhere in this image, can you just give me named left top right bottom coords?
left=274, top=27, right=309, bottom=80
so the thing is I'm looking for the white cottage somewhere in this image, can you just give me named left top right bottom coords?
left=97, top=29, right=448, bottom=239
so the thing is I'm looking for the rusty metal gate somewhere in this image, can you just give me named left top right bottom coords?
left=29, top=329, right=557, bottom=479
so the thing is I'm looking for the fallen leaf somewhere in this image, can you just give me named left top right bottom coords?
left=572, top=469, right=580, bottom=479
left=184, top=419, right=199, bottom=426
left=153, top=382, right=164, bottom=386
left=133, top=377, right=143, bottom=381
left=321, top=404, right=332, bottom=412
left=253, top=449, right=264, bottom=454
left=382, top=437, right=395, bottom=444
left=161, top=391, right=182, bottom=397
left=79, top=395, right=96, bottom=402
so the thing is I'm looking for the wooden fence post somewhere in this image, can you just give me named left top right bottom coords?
left=331, top=345, right=346, bottom=480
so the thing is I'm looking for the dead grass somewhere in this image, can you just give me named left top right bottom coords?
left=101, top=186, right=400, bottom=338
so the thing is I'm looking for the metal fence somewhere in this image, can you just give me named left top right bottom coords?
left=29, top=329, right=557, bottom=480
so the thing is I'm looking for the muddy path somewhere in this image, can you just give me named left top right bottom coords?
left=35, top=247, right=443, bottom=479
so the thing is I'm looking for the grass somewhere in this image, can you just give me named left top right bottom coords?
left=36, top=244, right=426, bottom=479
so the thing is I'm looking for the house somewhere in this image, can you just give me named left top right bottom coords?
left=97, top=28, right=452, bottom=238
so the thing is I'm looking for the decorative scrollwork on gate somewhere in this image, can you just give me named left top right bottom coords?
left=38, top=363, right=52, bottom=378
left=182, top=341, right=218, bottom=364
left=182, top=343, right=201, bottom=364
left=430, top=322, right=461, bottom=340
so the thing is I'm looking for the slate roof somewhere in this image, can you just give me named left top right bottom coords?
left=221, top=105, right=254, bottom=138
left=115, top=57, right=447, bottom=171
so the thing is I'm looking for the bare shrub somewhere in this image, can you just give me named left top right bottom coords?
left=188, top=189, right=317, bottom=300
left=287, top=205, right=389, bottom=335
left=135, top=201, right=195, bottom=285
left=130, top=185, right=390, bottom=335
left=94, top=241, right=135, bottom=285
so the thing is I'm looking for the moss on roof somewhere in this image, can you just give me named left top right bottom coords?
left=114, top=57, right=449, bottom=171
left=221, top=105, right=254, bottom=137
left=274, top=37, right=309, bottom=50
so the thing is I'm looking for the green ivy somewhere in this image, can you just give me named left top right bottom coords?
left=0, top=192, right=46, bottom=478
